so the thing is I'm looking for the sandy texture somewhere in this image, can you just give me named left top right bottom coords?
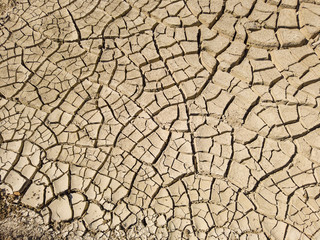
left=0, top=189, right=63, bottom=240
left=1, top=0, right=320, bottom=239
left=0, top=0, right=14, bottom=16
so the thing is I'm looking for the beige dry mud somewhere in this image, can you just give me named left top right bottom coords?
left=1, top=0, right=320, bottom=239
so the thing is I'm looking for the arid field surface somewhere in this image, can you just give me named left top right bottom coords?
left=1, top=0, right=320, bottom=239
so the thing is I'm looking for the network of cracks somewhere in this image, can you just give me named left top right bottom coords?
left=1, top=0, right=320, bottom=239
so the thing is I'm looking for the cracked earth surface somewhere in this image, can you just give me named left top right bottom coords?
left=1, top=0, right=320, bottom=239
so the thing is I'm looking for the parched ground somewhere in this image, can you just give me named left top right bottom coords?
left=1, top=0, right=320, bottom=239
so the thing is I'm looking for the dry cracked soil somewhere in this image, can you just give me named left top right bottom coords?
left=1, top=0, right=320, bottom=239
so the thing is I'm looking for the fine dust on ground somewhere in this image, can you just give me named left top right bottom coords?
left=0, top=0, right=14, bottom=16
left=0, top=189, right=62, bottom=240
